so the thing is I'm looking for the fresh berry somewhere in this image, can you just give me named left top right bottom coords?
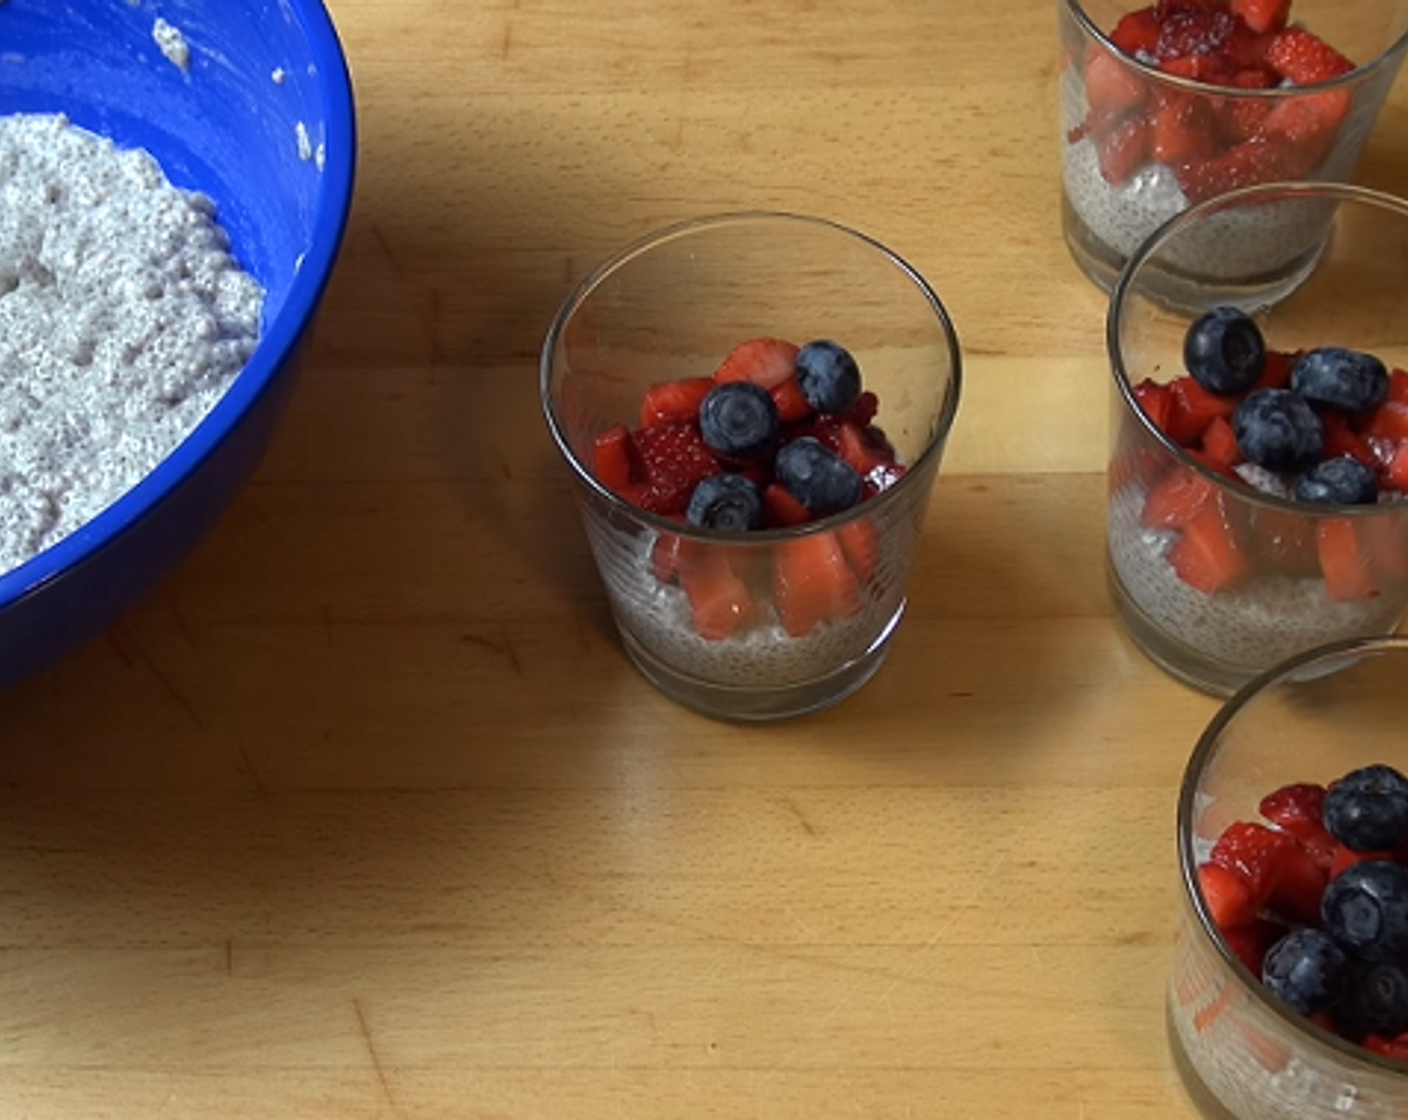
left=1184, top=306, right=1266, bottom=396
left=1264, top=26, right=1356, bottom=85
left=630, top=423, right=722, bottom=515
left=1292, top=456, right=1379, bottom=506
left=1290, top=348, right=1391, bottom=415
left=1259, top=782, right=1332, bottom=848
left=795, top=340, right=863, bottom=415
left=1261, top=928, right=1349, bottom=1016
left=773, top=531, right=861, bottom=637
left=775, top=437, right=864, bottom=517
left=593, top=423, right=635, bottom=492
left=1340, top=959, right=1408, bottom=1040
left=639, top=376, right=715, bottom=429
left=1166, top=375, right=1240, bottom=445
left=1233, top=388, right=1324, bottom=473
left=1317, top=518, right=1382, bottom=602
left=686, top=473, right=765, bottom=532
left=698, top=381, right=780, bottom=460
left=1323, top=766, right=1408, bottom=854
left=1230, top=0, right=1290, bottom=34
left=713, top=337, right=800, bottom=390
left=1321, top=861, right=1408, bottom=962
left=1199, top=860, right=1259, bottom=931
left=679, top=545, right=760, bottom=641
left=1166, top=494, right=1251, bottom=593
left=1097, top=113, right=1152, bottom=184
left=1141, top=458, right=1219, bottom=530
left=1083, top=47, right=1148, bottom=122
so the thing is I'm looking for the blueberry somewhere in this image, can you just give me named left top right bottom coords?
left=1323, top=765, right=1408, bottom=852
left=1290, top=348, right=1390, bottom=415
left=1338, top=959, right=1408, bottom=1040
left=685, top=473, right=764, bottom=532
left=1233, top=388, right=1324, bottom=474
left=795, top=340, right=862, bottom=415
left=1183, top=306, right=1266, bottom=396
left=1292, top=456, right=1379, bottom=506
left=698, top=382, right=779, bottom=459
left=1321, top=860, right=1408, bottom=961
left=775, top=436, right=863, bottom=517
left=1261, top=928, right=1348, bottom=1017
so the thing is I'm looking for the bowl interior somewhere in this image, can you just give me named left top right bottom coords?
left=0, top=0, right=355, bottom=606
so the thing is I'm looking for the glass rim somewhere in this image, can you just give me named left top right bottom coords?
left=1175, top=635, right=1408, bottom=1075
left=1107, top=180, right=1408, bottom=519
left=538, top=209, right=964, bottom=544
left=1061, top=0, right=1408, bottom=95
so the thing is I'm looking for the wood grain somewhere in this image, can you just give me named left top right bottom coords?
left=2, top=1, right=1405, bottom=1116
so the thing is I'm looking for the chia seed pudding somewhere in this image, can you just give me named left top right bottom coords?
left=586, top=515, right=911, bottom=690
left=0, top=112, right=263, bottom=577
left=1108, top=480, right=1407, bottom=677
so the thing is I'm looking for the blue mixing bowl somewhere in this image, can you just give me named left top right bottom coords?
left=0, top=0, right=357, bottom=688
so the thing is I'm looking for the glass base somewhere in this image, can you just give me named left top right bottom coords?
left=1107, top=561, right=1250, bottom=698
left=617, top=605, right=903, bottom=722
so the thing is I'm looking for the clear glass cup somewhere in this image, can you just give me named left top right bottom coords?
left=1107, top=182, right=1408, bottom=697
left=1059, top=0, right=1408, bottom=291
left=1171, top=637, right=1408, bottom=1120
left=540, top=212, right=962, bottom=722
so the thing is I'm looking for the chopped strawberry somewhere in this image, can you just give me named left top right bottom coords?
left=1167, top=494, right=1251, bottom=593
left=713, top=337, right=800, bottom=391
left=1265, top=27, right=1356, bottom=85
left=1250, top=506, right=1319, bottom=578
left=1266, top=839, right=1329, bottom=925
left=1084, top=47, right=1148, bottom=122
left=1260, top=89, right=1352, bottom=170
left=1317, top=517, right=1381, bottom=602
left=1251, top=349, right=1297, bottom=392
left=1210, top=820, right=1294, bottom=909
left=773, top=531, right=862, bottom=637
left=1258, top=782, right=1328, bottom=839
left=1175, top=135, right=1287, bottom=204
left=639, top=376, right=716, bottom=429
left=593, top=423, right=635, bottom=492
left=1200, top=414, right=1241, bottom=468
left=631, top=423, right=722, bottom=516
left=1385, top=441, right=1408, bottom=493
left=770, top=375, right=814, bottom=424
left=763, top=482, right=812, bottom=528
left=1155, top=4, right=1242, bottom=64
left=1329, top=842, right=1394, bottom=880
left=1151, top=91, right=1220, bottom=164
left=1361, top=1033, right=1408, bottom=1064
left=1222, top=916, right=1288, bottom=976
left=1133, top=377, right=1175, bottom=434
left=1362, top=370, right=1408, bottom=442
left=1320, top=413, right=1378, bottom=470
left=1110, top=6, right=1161, bottom=56
left=1166, top=375, right=1239, bottom=446
left=1356, top=513, right=1408, bottom=582
left=844, top=390, right=880, bottom=428
left=1141, top=459, right=1219, bottom=530
left=837, top=518, right=882, bottom=584
left=1096, top=113, right=1151, bottom=184
left=1230, top=0, right=1290, bottom=35
left=680, top=545, right=761, bottom=641
left=1217, top=68, right=1278, bottom=145
left=1198, top=861, right=1259, bottom=931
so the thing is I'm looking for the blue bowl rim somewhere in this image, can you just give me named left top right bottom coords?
left=0, top=0, right=358, bottom=610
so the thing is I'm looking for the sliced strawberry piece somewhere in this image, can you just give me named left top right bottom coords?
left=1320, top=413, right=1378, bottom=470
left=630, top=423, right=722, bottom=516
left=1251, top=349, right=1297, bottom=392
left=1166, top=376, right=1239, bottom=446
left=1175, top=136, right=1287, bottom=204
left=1317, top=517, right=1381, bottom=602
left=1200, top=414, right=1241, bottom=468
left=844, top=390, right=880, bottom=428
left=1362, top=371, right=1408, bottom=442
left=1265, top=27, right=1356, bottom=85
left=763, top=482, right=812, bottom=528
left=770, top=375, right=814, bottom=424
left=1110, top=6, right=1161, bottom=56
left=1361, top=1033, right=1408, bottom=1063
left=1210, top=820, right=1293, bottom=909
left=1096, top=113, right=1151, bottom=184
left=1357, top=513, right=1408, bottom=582
left=1330, top=842, right=1394, bottom=880
left=713, top=337, right=800, bottom=391
left=1260, top=782, right=1338, bottom=866
left=593, top=423, right=635, bottom=492
left=1142, top=459, right=1219, bottom=530
left=1217, top=68, right=1278, bottom=145
left=1151, top=91, right=1220, bottom=165
left=1168, top=495, right=1251, bottom=593
left=680, top=545, right=761, bottom=641
left=1260, top=89, right=1352, bottom=171
left=1250, top=506, right=1319, bottom=578
left=1385, top=441, right=1408, bottom=493
left=1198, top=860, right=1259, bottom=931
left=774, top=531, right=862, bottom=637
left=1230, top=0, right=1290, bottom=35
left=1133, top=378, right=1175, bottom=435
left=1222, top=916, right=1288, bottom=976
left=1265, top=839, right=1329, bottom=925
left=1155, top=4, right=1241, bottom=64
left=1084, top=46, right=1148, bottom=122
left=639, top=376, right=716, bottom=429
left=837, top=518, right=882, bottom=584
